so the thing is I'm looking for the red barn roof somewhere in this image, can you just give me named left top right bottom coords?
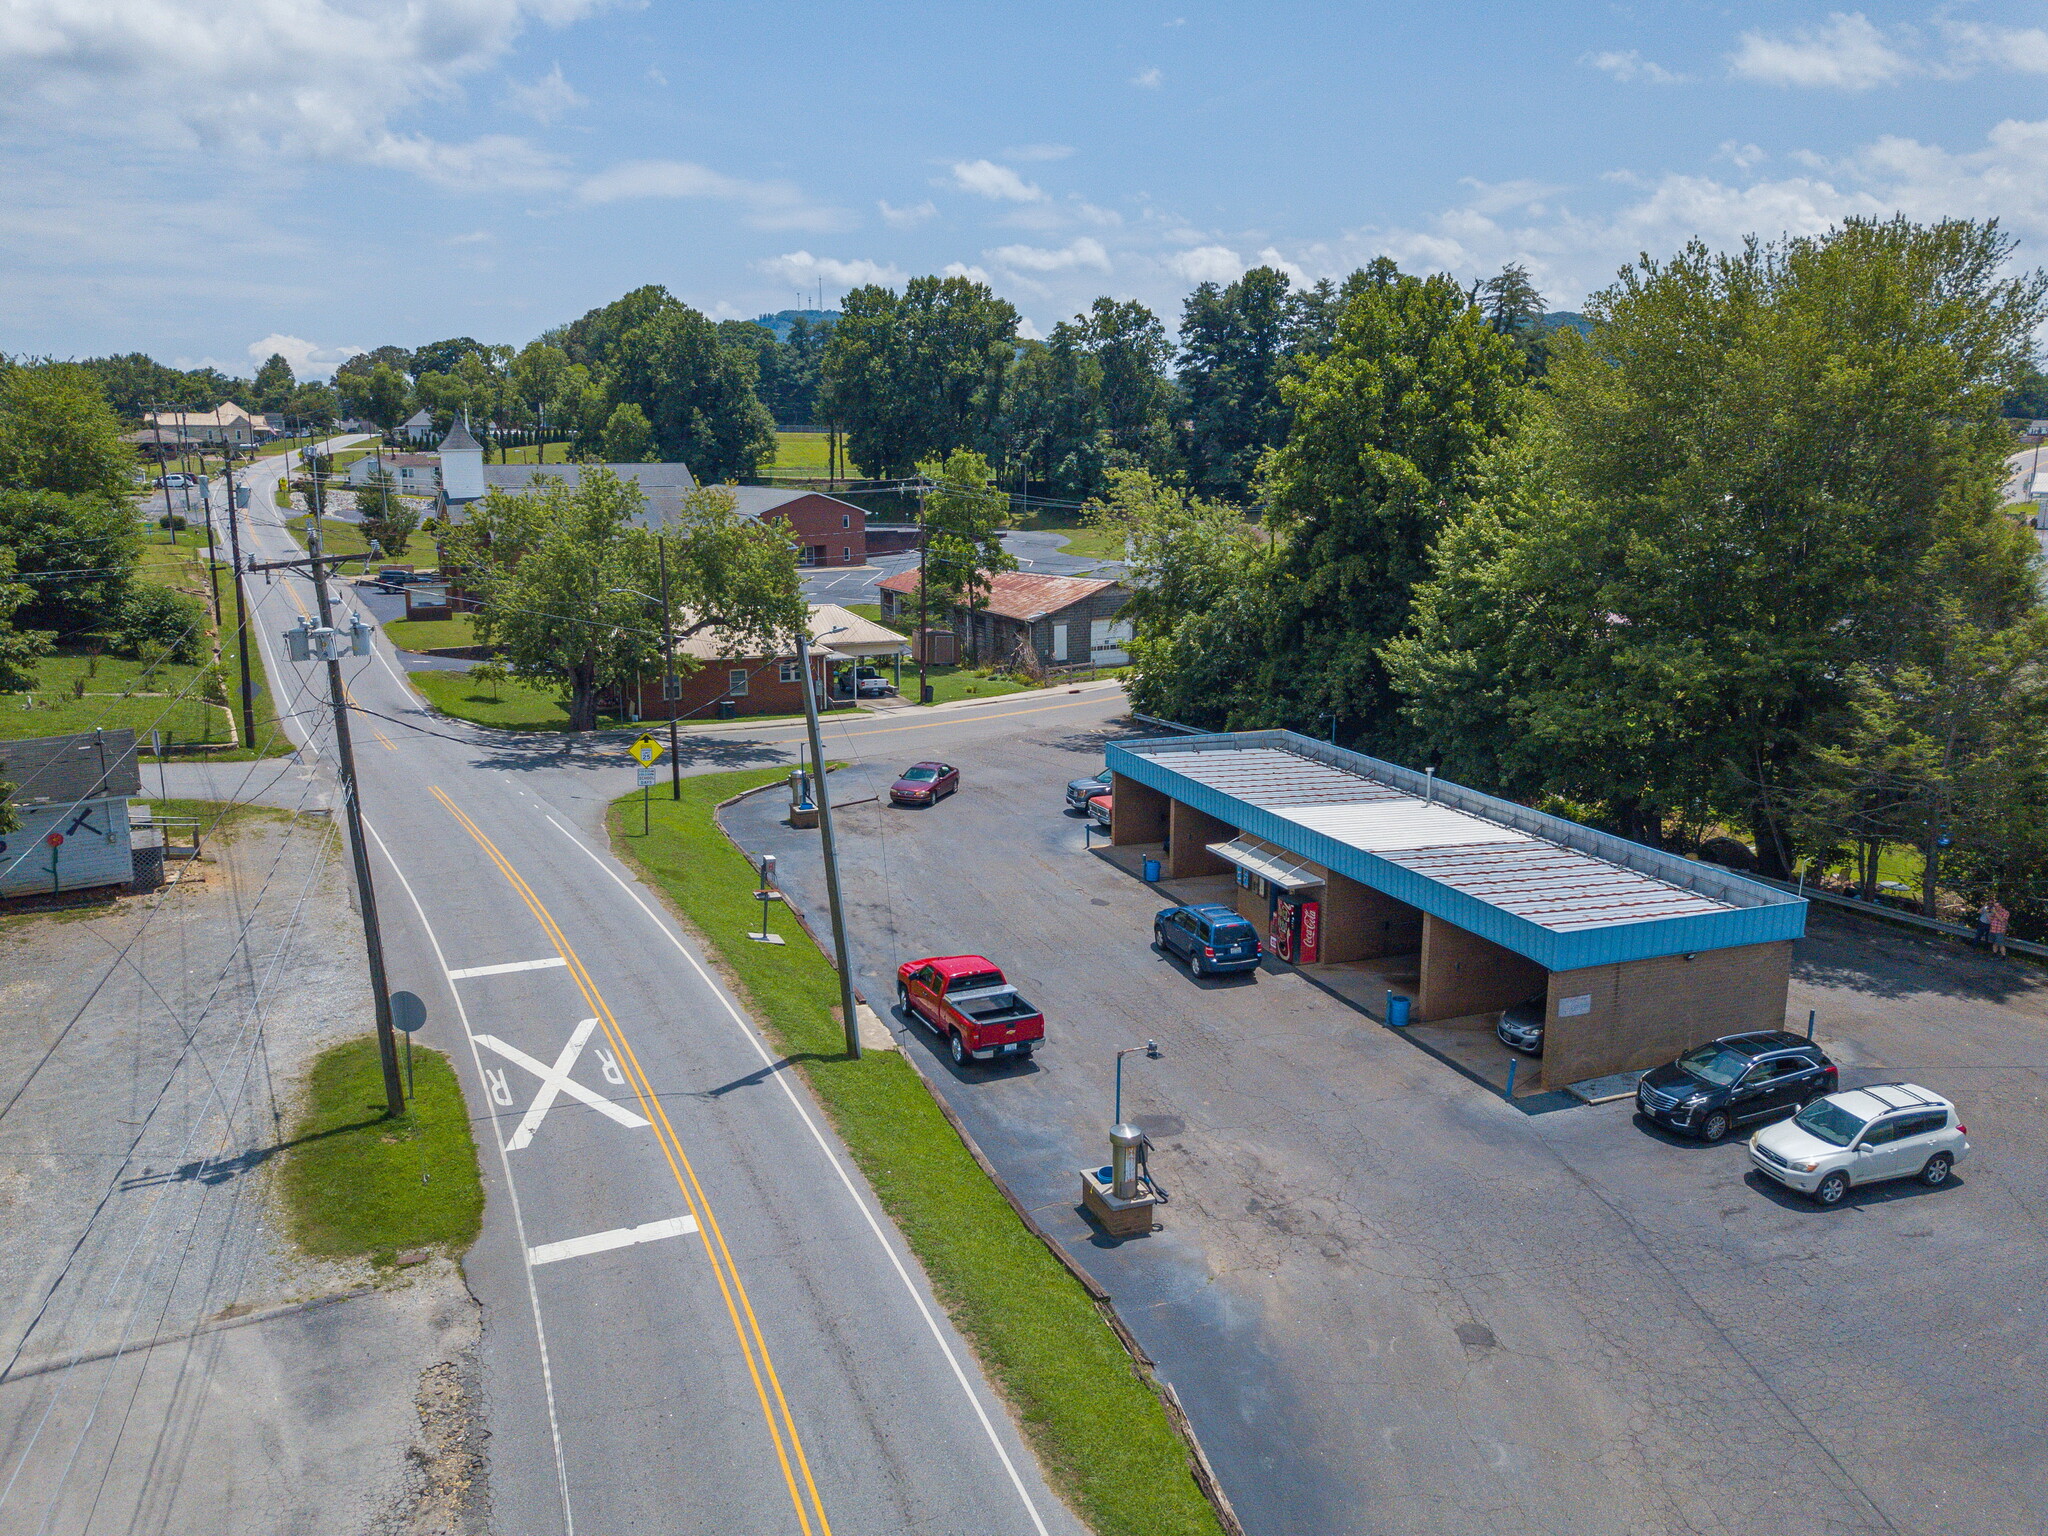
left=876, top=569, right=1122, bottom=621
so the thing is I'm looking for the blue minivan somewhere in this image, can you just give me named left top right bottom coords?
left=1153, top=903, right=1262, bottom=976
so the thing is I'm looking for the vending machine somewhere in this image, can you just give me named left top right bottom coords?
left=1269, top=895, right=1322, bottom=964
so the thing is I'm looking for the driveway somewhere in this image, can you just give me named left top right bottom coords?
left=727, top=710, right=2048, bottom=1536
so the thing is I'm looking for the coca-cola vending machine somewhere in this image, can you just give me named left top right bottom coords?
left=1269, top=895, right=1322, bottom=964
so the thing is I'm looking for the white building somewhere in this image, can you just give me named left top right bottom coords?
left=0, top=730, right=142, bottom=898
left=347, top=452, right=441, bottom=495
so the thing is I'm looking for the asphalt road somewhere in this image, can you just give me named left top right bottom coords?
left=731, top=713, right=2048, bottom=1536
left=154, top=450, right=1108, bottom=1536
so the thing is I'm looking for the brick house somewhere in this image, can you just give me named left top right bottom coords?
left=728, top=488, right=867, bottom=566
left=877, top=570, right=1134, bottom=669
left=617, top=628, right=835, bottom=721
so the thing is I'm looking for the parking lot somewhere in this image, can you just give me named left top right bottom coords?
left=726, top=703, right=2048, bottom=1536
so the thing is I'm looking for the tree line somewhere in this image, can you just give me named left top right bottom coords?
left=1084, top=217, right=2048, bottom=936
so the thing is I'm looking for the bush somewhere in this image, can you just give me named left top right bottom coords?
left=156, top=513, right=188, bottom=532
left=115, top=584, right=206, bottom=664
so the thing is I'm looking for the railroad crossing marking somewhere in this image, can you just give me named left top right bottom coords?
left=527, top=1215, right=700, bottom=1267
left=629, top=733, right=662, bottom=765
left=473, top=1018, right=651, bottom=1150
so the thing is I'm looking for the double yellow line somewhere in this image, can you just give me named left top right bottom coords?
left=429, top=785, right=832, bottom=1535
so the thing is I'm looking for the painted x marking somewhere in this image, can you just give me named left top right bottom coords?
left=474, top=1017, right=651, bottom=1150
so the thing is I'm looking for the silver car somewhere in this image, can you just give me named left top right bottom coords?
left=1749, top=1082, right=1968, bottom=1206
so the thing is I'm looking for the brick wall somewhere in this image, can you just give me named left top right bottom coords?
left=1110, top=773, right=1169, bottom=846
left=1416, top=915, right=1549, bottom=1022
left=1540, top=941, right=1795, bottom=1089
left=1319, top=871, right=1423, bottom=962
left=623, top=655, right=827, bottom=720
left=1167, top=800, right=1236, bottom=878
left=769, top=494, right=866, bottom=566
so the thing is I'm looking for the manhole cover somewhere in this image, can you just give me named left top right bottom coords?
left=1455, top=1322, right=1497, bottom=1349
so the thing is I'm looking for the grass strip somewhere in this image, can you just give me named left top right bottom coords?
left=286, top=513, right=439, bottom=567
left=384, top=615, right=478, bottom=652
left=279, top=1036, right=484, bottom=1263
left=608, top=767, right=1223, bottom=1536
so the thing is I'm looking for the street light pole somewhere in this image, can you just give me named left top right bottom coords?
left=795, top=619, right=861, bottom=1058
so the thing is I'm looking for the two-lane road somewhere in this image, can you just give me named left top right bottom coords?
left=216, top=450, right=1094, bottom=1534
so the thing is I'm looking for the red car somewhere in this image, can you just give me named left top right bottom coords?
left=889, top=760, right=959, bottom=806
left=895, top=955, right=1044, bottom=1065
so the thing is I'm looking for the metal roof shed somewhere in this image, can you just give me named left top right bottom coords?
left=1103, top=731, right=1805, bottom=973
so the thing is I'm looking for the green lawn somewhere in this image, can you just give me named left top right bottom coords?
left=286, top=513, right=439, bottom=567
left=608, top=771, right=1224, bottom=1536
left=4, top=634, right=291, bottom=759
left=279, top=1036, right=484, bottom=1264
left=384, top=615, right=478, bottom=652
left=494, top=441, right=575, bottom=465
left=1011, top=509, right=1127, bottom=560
left=840, top=606, right=1042, bottom=705
left=755, top=430, right=835, bottom=478
left=408, top=668, right=631, bottom=731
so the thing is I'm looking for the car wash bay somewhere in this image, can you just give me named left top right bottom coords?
left=1105, top=732, right=1807, bottom=1094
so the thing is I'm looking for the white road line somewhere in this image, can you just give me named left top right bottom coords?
left=543, top=813, right=1054, bottom=1536
left=528, top=1215, right=700, bottom=1267
left=448, top=956, right=569, bottom=981
left=361, top=816, right=578, bottom=1536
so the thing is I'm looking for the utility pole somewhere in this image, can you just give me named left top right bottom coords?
left=306, top=449, right=408, bottom=1116
left=154, top=405, right=179, bottom=542
left=657, top=534, right=680, bottom=799
left=221, top=451, right=257, bottom=748
left=915, top=478, right=931, bottom=705
left=795, top=620, right=860, bottom=1058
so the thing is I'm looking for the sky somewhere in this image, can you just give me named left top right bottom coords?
left=7, top=2, right=2048, bottom=378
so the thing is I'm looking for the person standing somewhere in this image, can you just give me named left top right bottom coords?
left=1973, top=899, right=1994, bottom=948
left=1989, top=897, right=2011, bottom=958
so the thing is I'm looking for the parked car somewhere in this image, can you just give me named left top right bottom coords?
left=156, top=473, right=195, bottom=489
left=852, top=666, right=895, bottom=698
left=1154, top=902, right=1261, bottom=976
left=889, top=761, right=958, bottom=805
left=1636, top=1030, right=1839, bottom=1142
left=1066, top=768, right=1112, bottom=811
left=1495, top=993, right=1546, bottom=1054
left=1085, top=791, right=1113, bottom=828
left=895, top=955, right=1044, bottom=1065
left=1750, top=1083, right=1968, bottom=1205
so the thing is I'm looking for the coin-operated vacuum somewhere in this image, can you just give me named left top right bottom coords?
left=1080, top=1041, right=1165, bottom=1237
left=787, top=767, right=819, bottom=828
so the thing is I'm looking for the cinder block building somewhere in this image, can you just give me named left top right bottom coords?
left=0, top=730, right=143, bottom=899
left=1104, top=731, right=1807, bottom=1089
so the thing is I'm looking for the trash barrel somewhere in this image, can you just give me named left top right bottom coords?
left=1142, top=858, right=1161, bottom=882
left=717, top=699, right=736, bottom=720
left=1386, top=993, right=1412, bottom=1027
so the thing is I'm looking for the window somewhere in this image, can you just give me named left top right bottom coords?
left=1757, top=1057, right=1809, bottom=1081
left=1894, top=1110, right=1948, bottom=1139
left=842, top=546, right=851, bottom=563
left=841, top=513, right=850, bottom=529
left=778, top=660, right=801, bottom=683
left=728, top=668, right=748, bottom=697
left=1860, top=1119, right=1901, bottom=1147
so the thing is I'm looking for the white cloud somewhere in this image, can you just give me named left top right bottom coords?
left=1582, top=49, right=1684, bottom=85
left=759, top=251, right=907, bottom=288
left=880, top=198, right=937, bottom=228
left=646, top=64, right=667, bottom=86
left=1717, top=141, right=1767, bottom=170
left=1254, top=246, right=1310, bottom=286
left=1015, top=315, right=1044, bottom=341
left=444, top=229, right=495, bottom=245
left=1729, top=13, right=1915, bottom=90
left=1164, top=244, right=1244, bottom=283
left=246, top=334, right=363, bottom=379
left=948, top=159, right=1046, bottom=202
left=576, top=159, right=850, bottom=231
left=1131, top=66, right=1163, bottom=88
left=0, top=0, right=608, bottom=185
left=502, top=63, right=584, bottom=124
left=370, top=132, right=565, bottom=191
left=986, top=237, right=1112, bottom=274
left=942, top=261, right=993, bottom=284
left=1003, top=143, right=1073, bottom=162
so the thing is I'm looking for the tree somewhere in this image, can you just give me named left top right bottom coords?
left=0, top=548, right=53, bottom=696
left=1388, top=218, right=2048, bottom=868
left=353, top=468, right=421, bottom=559
left=409, top=337, right=492, bottom=379
left=0, top=361, right=135, bottom=499
left=253, top=352, right=296, bottom=411
left=603, top=300, right=773, bottom=477
left=1253, top=267, right=1528, bottom=749
left=510, top=342, right=573, bottom=435
left=1178, top=267, right=1301, bottom=500
left=600, top=402, right=655, bottom=462
left=1477, top=264, right=1545, bottom=336
left=443, top=471, right=802, bottom=730
left=0, top=488, right=141, bottom=639
left=283, top=381, right=339, bottom=431
left=823, top=276, right=1019, bottom=477
left=910, top=449, right=1014, bottom=661
left=337, top=362, right=410, bottom=435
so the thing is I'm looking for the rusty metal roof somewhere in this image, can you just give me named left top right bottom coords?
left=876, top=569, right=1123, bottom=622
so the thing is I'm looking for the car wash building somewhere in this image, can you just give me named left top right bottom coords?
left=1104, top=731, right=1807, bottom=1090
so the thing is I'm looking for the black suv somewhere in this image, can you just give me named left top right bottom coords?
left=1636, top=1030, right=1838, bottom=1143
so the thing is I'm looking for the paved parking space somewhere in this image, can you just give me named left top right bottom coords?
left=727, top=704, right=2048, bottom=1536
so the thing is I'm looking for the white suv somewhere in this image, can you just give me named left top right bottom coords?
left=1749, top=1083, right=1968, bottom=1205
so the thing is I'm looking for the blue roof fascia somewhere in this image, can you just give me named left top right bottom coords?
left=1105, top=733, right=1806, bottom=971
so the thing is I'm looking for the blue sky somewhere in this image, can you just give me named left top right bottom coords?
left=7, top=2, right=2048, bottom=377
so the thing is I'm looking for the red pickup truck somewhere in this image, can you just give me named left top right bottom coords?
left=895, top=955, right=1044, bottom=1066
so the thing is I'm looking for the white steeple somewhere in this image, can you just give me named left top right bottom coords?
left=438, top=415, right=485, bottom=503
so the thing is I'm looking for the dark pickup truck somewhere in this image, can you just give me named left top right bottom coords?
left=895, top=955, right=1044, bottom=1066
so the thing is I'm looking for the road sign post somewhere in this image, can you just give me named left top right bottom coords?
left=630, top=734, right=662, bottom=834
left=390, top=990, right=427, bottom=1099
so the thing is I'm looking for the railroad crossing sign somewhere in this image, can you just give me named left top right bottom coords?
left=629, top=734, right=662, bottom=766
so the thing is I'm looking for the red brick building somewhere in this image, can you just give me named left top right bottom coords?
left=618, top=630, right=835, bottom=721
left=730, top=488, right=867, bottom=566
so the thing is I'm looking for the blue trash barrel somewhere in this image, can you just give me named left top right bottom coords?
left=1387, top=993, right=1412, bottom=1027
left=1142, top=857, right=1161, bottom=882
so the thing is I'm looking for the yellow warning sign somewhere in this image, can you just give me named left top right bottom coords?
left=629, top=734, right=662, bottom=766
